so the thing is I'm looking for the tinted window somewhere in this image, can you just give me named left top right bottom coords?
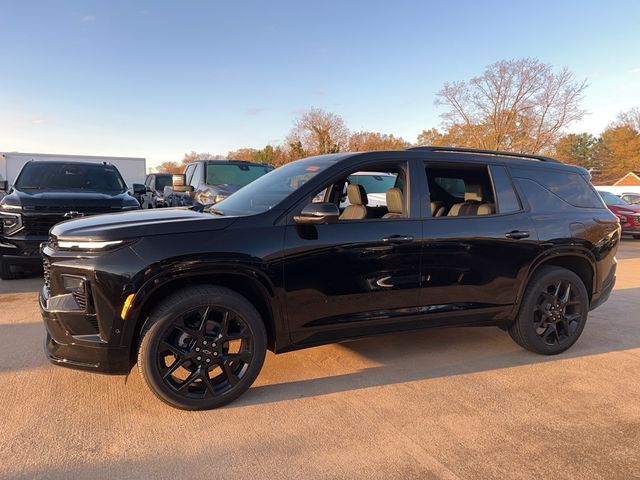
left=155, top=175, right=172, bottom=190
left=510, top=167, right=602, bottom=208
left=206, top=164, right=272, bottom=187
left=490, top=165, right=521, bottom=213
left=514, top=178, right=573, bottom=212
left=184, top=164, right=196, bottom=185
left=434, top=177, right=465, bottom=199
left=15, top=162, right=126, bottom=191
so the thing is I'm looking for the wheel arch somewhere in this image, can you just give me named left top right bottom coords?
left=126, top=268, right=282, bottom=366
left=517, top=250, right=596, bottom=307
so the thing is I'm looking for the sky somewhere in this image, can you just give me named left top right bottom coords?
left=1, top=0, right=640, bottom=170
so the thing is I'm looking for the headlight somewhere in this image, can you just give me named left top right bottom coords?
left=57, top=239, right=123, bottom=250
left=0, top=213, right=23, bottom=236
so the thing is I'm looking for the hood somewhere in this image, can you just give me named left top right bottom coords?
left=5, top=189, right=133, bottom=209
left=51, top=207, right=237, bottom=241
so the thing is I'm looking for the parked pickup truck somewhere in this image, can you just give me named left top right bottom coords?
left=0, top=160, right=140, bottom=279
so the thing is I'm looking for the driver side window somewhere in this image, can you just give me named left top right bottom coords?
left=312, top=162, right=409, bottom=221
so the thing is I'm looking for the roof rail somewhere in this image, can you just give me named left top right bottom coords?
left=407, top=146, right=561, bottom=164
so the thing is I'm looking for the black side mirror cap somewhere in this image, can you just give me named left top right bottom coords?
left=293, top=202, right=340, bottom=225
left=132, top=183, right=146, bottom=195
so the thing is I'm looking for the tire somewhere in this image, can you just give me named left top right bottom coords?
left=509, top=266, right=588, bottom=355
left=137, top=285, right=267, bottom=410
left=0, top=259, right=21, bottom=280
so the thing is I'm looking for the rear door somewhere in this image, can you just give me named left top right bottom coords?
left=420, top=162, right=540, bottom=322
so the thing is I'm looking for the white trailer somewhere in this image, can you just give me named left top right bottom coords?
left=0, top=152, right=146, bottom=188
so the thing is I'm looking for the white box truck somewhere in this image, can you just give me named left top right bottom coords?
left=0, top=152, right=146, bottom=188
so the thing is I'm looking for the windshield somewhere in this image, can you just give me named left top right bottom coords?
left=15, top=162, right=127, bottom=192
left=598, top=191, right=628, bottom=206
left=213, top=158, right=333, bottom=216
left=348, top=173, right=396, bottom=193
left=156, top=175, right=172, bottom=190
left=206, top=164, right=273, bottom=187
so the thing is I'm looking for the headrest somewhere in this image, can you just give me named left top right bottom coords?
left=386, top=188, right=403, bottom=214
left=347, top=183, right=368, bottom=206
left=464, top=183, right=483, bottom=202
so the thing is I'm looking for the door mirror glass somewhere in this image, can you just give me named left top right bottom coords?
left=172, top=174, right=194, bottom=193
left=293, top=202, right=339, bottom=225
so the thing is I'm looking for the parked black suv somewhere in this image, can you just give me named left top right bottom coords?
left=40, top=147, right=619, bottom=409
left=173, top=159, right=273, bottom=206
left=0, top=161, right=140, bottom=279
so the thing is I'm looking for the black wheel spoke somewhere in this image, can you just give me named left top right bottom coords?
left=200, top=371, right=217, bottom=396
left=226, top=351, right=252, bottom=363
left=533, top=278, right=584, bottom=347
left=176, top=369, right=200, bottom=393
left=222, top=362, right=239, bottom=386
left=220, top=310, right=231, bottom=337
left=162, top=357, right=186, bottom=380
left=198, top=306, right=211, bottom=334
left=161, top=340, right=186, bottom=358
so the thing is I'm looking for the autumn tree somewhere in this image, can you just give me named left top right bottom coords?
left=598, top=125, right=640, bottom=177
left=227, top=148, right=259, bottom=161
left=554, top=133, right=602, bottom=169
left=286, top=108, right=350, bottom=158
left=435, top=58, right=588, bottom=153
left=156, top=161, right=182, bottom=174
left=347, top=131, right=410, bottom=151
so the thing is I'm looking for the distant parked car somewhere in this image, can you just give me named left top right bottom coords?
left=172, top=160, right=274, bottom=206
left=140, top=173, right=173, bottom=208
left=597, top=190, right=640, bottom=239
left=620, top=192, right=640, bottom=205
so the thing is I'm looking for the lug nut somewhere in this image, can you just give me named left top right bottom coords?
left=196, top=356, right=202, bottom=361
left=214, top=352, right=218, bottom=356
left=212, top=343, right=216, bottom=347
left=195, top=347, right=200, bottom=352
left=205, top=358, right=211, bottom=363
left=203, top=340, right=208, bottom=345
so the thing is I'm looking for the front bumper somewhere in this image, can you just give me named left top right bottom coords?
left=40, top=287, right=131, bottom=374
left=0, top=235, right=46, bottom=271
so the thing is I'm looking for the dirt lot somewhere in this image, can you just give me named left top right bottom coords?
left=1, top=241, right=639, bottom=479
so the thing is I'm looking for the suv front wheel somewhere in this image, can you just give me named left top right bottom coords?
left=509, top=266, right=588, bottom=355
left=137, top=285, right=267, bottom=410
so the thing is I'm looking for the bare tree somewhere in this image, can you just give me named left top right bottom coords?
left=613, top=106, right=640, bottom=132
left=286, top=108, right=350, bottom=157
left=435, top=58, right=588, bottom=153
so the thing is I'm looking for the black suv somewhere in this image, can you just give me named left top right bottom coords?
left=0, top=161, right=140, bottom=279
left=40, top=147, right=619, bottom=409
left=172, top=159, right=273, bottom=206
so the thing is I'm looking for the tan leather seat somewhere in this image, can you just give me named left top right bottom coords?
left=447, top=183, right=495, bottom=216
left=339, top=184, right=368, bottom=220
left=430, top=201, right=446, bottom=217
left=382, top=188, right=404, bottom=219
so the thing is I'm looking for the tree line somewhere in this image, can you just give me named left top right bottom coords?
left=156, top=58, right=640, bottom=182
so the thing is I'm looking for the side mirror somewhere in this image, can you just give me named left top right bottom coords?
left=172, top=174, right=194, bottom=193
left=293, top=202, right=340, bottom=225
left=132, top=183, right=146, bottom=195
left=0, top=180, right=7, bottom=191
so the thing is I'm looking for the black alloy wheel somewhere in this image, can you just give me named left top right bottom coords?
left=138, top=286, right=267, bottom=409
left=509, top=266, right=588, bottom=355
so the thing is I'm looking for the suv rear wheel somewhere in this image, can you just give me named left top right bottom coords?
left=137, top=285, right=267, bottom=410
left=509, top=266, right=588, bottom=355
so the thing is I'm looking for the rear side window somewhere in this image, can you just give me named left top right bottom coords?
left=510, top=167, right=603, bottom=208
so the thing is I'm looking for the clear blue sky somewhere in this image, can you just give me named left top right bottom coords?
left=1, top=0, right=639, bottom=169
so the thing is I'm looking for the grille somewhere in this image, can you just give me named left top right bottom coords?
left=634, top=215, right=640, bottom=224
left=27, top=206, right=117, bottom=214
left=42, top=258, right=51, bottom=293
left=73, top=290, right=87, bottom=309
left=23, top=215, right=66, bottom=236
